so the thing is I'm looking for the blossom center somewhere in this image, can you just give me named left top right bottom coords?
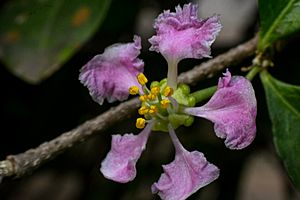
left=130, top=73, right=197, bottom=132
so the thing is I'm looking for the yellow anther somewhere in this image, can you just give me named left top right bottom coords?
left=151, top=86, right=160, bottom=95
left=137, top=73, right=148, bottom=85
left=149, top=105, right=158, bottom=114
left=147, top=93, right=156, bottom=101
left=139, top=95, right=147, bottom=102
left=160, top=99, right=171, bottom=108
left=136, top=118, right=146, bottom=129
left=138, top=106, right=149, bottom=115
left=163, top=86, right=174, bottom=97
left=129, top=86, right=139, bottom=95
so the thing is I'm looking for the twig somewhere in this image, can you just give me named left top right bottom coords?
left=1, top=98, right=140, bottom=178
left=178, top=36, right=258, bottom=84
left=0, top=35, right=258, bottom=179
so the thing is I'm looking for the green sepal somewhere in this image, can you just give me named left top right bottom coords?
left=159, top=78, right=167, bottom=85
left=172, top=83, right=196, bottom=107
left=150, top=81, right=160, bottom=89
left=155, top=79, right=196, bottom=107
left=148, top=79, right=196, bottom=132
left=152, top=113, right=194, bottom=132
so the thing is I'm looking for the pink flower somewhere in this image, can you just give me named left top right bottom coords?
left=149, top=3, right=222, bottom=64
left=100, top=121, right=219, bottom=200
left=79, top=36, right=144, bottom=105
left=184, top=70, right=257, bottom=149
left=152, top=124, right=219, bottom=200
left=79, top=2, right=256, bottom=199
left=100, top=123, right=153, bottom=183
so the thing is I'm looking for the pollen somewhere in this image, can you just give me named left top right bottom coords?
left=137, top=73, right=148, bottom=85
left=149, top=105, right=158, bottom=114
left=163, top=86, right=174, bottom=97
left=138, top=106, right=149, bottom=115
left=136, top=118, right=146, bottom=129
left=129, top=86, right=139, bottom=95
left=139, top=95, right=147, bottom=102
left=151, top=86, right=160, bottom=95
left=160, top=99, right=171, bottom=108
left=147, top=93, right=156, bottom=101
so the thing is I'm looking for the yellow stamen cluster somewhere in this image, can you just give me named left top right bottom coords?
left=129, top=86, right=139, bottom=95
left=149, top=105, right=158, bottom=114
left=129, top=74, right=175, bottom=129
left=139, top=95, right=147, bottom=102
left=163, top=86, right=174, bottom=97
left=136, top=118, right=146, bottom=129
left=138, top=106, right=149, bottom=115
left=151, top=86, right=160, bottom=95
left=147, top=93, right=156, bottom=101
left=160, top=99, right=171, bottom=108
left=137, top=73, right=148, bottom=85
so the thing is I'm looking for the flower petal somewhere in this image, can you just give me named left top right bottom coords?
left=79, top=35, right=144, bottom=105
left=152, top=125, right=219, bottom=200
left=149, top=3, right=221, bottom=63
left=184, top=71, right=257, bottom=149
left=100, top=123, right=152, bottom=183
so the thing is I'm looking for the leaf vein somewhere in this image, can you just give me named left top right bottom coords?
left=260, top=0, right=296, bottom=49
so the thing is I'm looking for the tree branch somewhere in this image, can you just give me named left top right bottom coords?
left=178, top=36, right=258, bottom=84
left=0, top=35, right=258, bottom=179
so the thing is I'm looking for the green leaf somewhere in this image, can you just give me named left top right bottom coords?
left=258, top=0, right=300, bottom=51
left=0, top=0, right=110, bottom=84
left=260, top=70, right=300, bottom=189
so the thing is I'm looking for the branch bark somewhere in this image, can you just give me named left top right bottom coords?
left=178, top=36, right=258, bottom=84
left=0, top=35, right=258, bottom=179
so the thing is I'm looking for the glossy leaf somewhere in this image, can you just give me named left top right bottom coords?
left=0, top=0, right=110, bottom=84
left=258, top=0, right=300, bottom=51
left=261, top=70, right=300, bottom=189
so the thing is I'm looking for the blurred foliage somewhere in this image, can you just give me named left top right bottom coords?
left=0, top=0, right=110, bottom=84
left=261, top=71, right=300, bottom=190
left=258, top=0, right=300, bottom=51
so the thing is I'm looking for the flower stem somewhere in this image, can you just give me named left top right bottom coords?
left=190, top=86, right=217, bottom=104
left=167, top=60, right=178, bottom=89
left=246, top=66, right=262, bottom=81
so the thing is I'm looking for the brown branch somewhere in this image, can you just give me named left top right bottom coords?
left=0, top=35, right=258, bottom=179
left=178, top=36, right=258, bottom=84
left=0, top=98, right=140, bottom=178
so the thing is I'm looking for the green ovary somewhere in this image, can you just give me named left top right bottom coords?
left=148, top=79, right=195, bottom=132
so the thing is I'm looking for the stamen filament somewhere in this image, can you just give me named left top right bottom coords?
left=142, top=85, right=151, bottom=95
left=155, top=112, right=168, bottom=121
